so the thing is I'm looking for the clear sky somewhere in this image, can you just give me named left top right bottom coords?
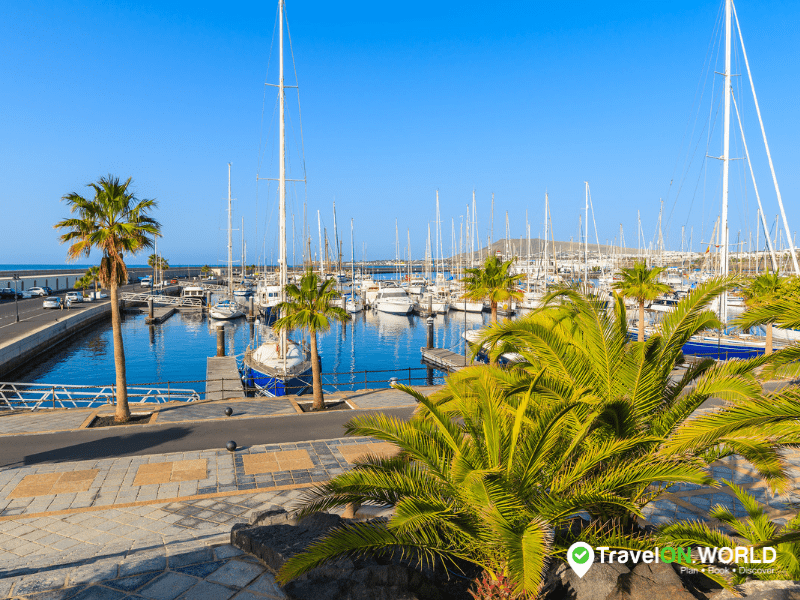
left=2, top=0, right=798, bottom=266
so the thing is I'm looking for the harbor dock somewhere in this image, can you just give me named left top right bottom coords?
left=205, top=356, right=245, bottom=400
left=420, top=347, right=471, bottom=372
left=145, top=307, right=177, bottom=324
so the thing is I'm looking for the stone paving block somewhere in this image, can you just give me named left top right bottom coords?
left=68, top=559, right=121, bottom=585
left=69, top=584, right=135, bottom=599
left=137, top=572, right=198, bottom=600
left=118, top=554, right=168, bottom=578
left=11, top=567, right=72, bottom=595
left=168, top=547, right=214, bottom=569
left=104, top=571, right=164, bottom=592
left=245, top=573, right=287, bottom=599
left=206, top=560, right=265, bottom=588
left=176, top=579, right=238, bottom=600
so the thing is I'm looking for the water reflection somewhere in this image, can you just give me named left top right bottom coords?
left=21, top=300, right=496, bottom=393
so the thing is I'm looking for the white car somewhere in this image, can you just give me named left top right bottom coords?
left=42, top=297, right=62, bottom=309
left=65, top=292, right=84, bottom=304
left=28, top=287, right=49, bottom=296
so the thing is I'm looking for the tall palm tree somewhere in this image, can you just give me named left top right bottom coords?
left=737, top=272, right=783, bottom=354
left=85, top=265, right=100, bottom=296
left=462, top=255, right=524, bottom=323
left=612, top=260, right=670, bottom=342
left=55, top=175, right=160, bottom=423
left=273, top=270, right=350, bottom=410
left=147, top=254, right=169, bottom=284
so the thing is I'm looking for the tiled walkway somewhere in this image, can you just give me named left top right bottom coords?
left=0, top=387, right=797, bottom=598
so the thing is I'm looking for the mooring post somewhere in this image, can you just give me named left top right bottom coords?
left=148, top=296, right=154, bottom=320
left=427, top=295, right=433, bottom=316
left=206, top=291, right=211, bottom=308
left=216, top=325, right=225, bottom=357
left=426, top=317, right=434, bottom=349
left=248, top=296, right=254, bottom=321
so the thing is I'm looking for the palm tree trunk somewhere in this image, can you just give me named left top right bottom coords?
left=110, top=283, right=130, bottom=422
left=310, top=332, right=324, bottom=410
left=766, top=323, right=773, bottom=355
left=638, top=300, right=645, bottom=343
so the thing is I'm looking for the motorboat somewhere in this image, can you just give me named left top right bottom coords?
left=208, top=298, right=244, bottom=320
left=182, top=284, right=206, bottom=302
left=345, top=292, right=363, bottom=313
left=374, top=286, right=414, bottom=315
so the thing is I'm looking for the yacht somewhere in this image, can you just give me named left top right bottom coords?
left=374, top=286, right=414, bottom=315
left=243, top=328, right=312, bottom=396
left=208, top=298, right=244, bottom=320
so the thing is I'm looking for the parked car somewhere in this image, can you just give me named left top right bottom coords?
left=0, top=288, right=22, bottom=300
left=170, top=278, right=178, bottom=284
left=28, top=287, right=49, bottom=296
left=140, top=277, right=152, bottom=288
left=42, top=297, right=62, bottom=309
left=65, top=292, right=84, bottom=304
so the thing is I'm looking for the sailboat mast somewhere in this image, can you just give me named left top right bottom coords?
left=278, top=0, right=288, bottom=359
left=584, top=181, right=589, bottom=285
left=719, top=0, right=731, bottom=324
left=544, top=192, right=549, bottom=290
left=228, top=163, right=233, bottom=297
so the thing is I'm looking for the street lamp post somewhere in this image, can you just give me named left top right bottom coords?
left=13, top=274, right=19, bottom=323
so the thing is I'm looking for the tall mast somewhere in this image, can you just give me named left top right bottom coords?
left=350, top=219, right=355, bottom=283
left=719, top=0, right=731, bottom=324
left=278, top=0, right=287, bottom=359
left=544, top=192, right=549, bottom=290
left=228, top=163, right=233, bottom=297
left=317, top=210, right=323, bottom=277
left=584, top=181, right=589, bottom=285
left=435, top=190, right=440, bottom=277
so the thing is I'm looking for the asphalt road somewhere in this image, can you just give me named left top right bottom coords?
left=0, top=406, right=417, bottom=469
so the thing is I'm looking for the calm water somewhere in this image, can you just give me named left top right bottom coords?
left=13, top=297, right=491, bottom=394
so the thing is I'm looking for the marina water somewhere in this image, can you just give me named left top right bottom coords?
left=12, top=292, right=490, bottom=395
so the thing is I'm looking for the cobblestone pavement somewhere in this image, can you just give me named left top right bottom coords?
left=0, top=437, right=396, bottom=518
left=0, top=491, right=297, bottom=599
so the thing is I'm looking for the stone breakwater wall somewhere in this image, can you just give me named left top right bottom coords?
left=0, top=301, right=113, bottom=379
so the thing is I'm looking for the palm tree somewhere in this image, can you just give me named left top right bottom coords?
left=736, top=272, right=784, bottom=354
left=462, top=255, right=524, bottom=323
left=273, top=270, right=349, bottom=411
left=612, top=260, right=671, bottom=342
left=85, top=265, right=100, bottom=296
left=277, top=279, right=800, bottom=594
left=147, top=254, right=169, bottom=284
left=55, top=175, right=160, bottom=423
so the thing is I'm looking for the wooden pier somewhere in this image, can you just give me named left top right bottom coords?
left=205, top=356, right=245, bottom=401
left=420, top=347, right=471, bottom=373
left=145, top=307, right=176, bottom=324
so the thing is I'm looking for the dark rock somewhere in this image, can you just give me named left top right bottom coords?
left=607, top=562, right=695, bottom=600
left=560, top=561, right=630, bottom=600
left=231, top=508, right=439, bottom=600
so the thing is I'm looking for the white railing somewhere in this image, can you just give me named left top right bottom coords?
left=120, top=292, right=202, bottom=307
left=0, top=382, right=200, bottom=411
left=178, top=281, right=227, bottom=292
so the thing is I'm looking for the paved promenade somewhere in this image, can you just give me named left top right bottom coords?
left=0, top=389, right=797, bottom=598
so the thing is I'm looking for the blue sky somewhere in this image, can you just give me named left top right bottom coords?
left=2, top=0, right=798, bottom=265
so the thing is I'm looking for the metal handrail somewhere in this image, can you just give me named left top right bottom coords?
left=120, top=292, right=202, bottom=307
left=0, top=382, right=200, bottom=411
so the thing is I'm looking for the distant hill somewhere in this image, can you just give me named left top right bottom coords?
left=448, top=237, right=639, bottom=261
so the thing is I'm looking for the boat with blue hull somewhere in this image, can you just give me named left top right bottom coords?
left=629, top=328, right=774, bottom=360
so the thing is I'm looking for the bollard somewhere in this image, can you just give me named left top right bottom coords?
left=428, top=295, right=433, bottom=316
left=216, top=325, right=225, bottom=356
left=426, top=366, right=434, bottom=386
left=206, top=291, right=211, bottom=308
left=249, top=296, right=254, bottom=318
left=426, top=317, right=434, bottom=349
left=148, top=296, right=154, bottom=319
left=389, top=376, right=398, bottom=387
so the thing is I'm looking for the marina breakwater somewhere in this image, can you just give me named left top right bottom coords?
left=0, top=301, right=113, bottom=379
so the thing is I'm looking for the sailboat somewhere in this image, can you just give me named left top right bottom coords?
left=243, top=0, right=312, bottom=396
left=209, top=164, right=245, bottom=320
left=345, top=218, right=363, bottom=313
left=631, top=0, right=795, bottom=359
